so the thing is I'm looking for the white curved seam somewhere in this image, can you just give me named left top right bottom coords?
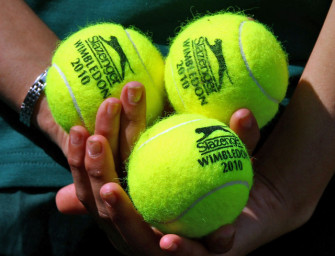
left=52, top=63, right=86, bottom=128
left=137, top=118, right=203, bottom=151
left=239, top=21, right=279, bottom=104
left=125, top=29, right=156, bottom=90
left=158, top=180, right=250, bottom=224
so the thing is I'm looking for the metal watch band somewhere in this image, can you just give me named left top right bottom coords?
left=19, top=69, right=48, bottom=127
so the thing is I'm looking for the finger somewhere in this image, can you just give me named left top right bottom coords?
left=160, top=234, right=210, bottom=256
left=55, top=183, right=88, bottom=215
left=203, top=224, right=236, bottom=254
left=94, top=97, right=121, bottom=163
left=68, top=126, right=95, bottom=210
left=100, top=183, right=168, bottom=256
left=119, top=81, right=146, bottom=162
left=229, top=108, right=260, bottom=155
left=85, top=135, right=119, bottom=217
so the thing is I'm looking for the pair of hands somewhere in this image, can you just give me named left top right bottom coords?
left=3, top=1, right=334, bottom=253
left=52, top=81, right=306, bottom=255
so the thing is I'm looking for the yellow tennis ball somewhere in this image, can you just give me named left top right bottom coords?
left=45, top=22, right=165, bottom=133
left=165, top=12, right=289, bottom=128
left=127, top=114, right=253, bottom=238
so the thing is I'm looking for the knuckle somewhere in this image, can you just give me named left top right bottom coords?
left=68, top=155, right=84, bottom=170
left=75, top=191, right=89, bottom=208
left=86, top=166, right=104, bottom=178
left=97, top=208, right=111, bottom=220
left=100, top=124, right=118, bottom=135
left=127, top=119, right=146, bottom=132
left=102, top=205, right=121, bottom=223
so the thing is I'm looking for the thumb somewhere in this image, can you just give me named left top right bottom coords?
left=229, top=108, right=260, bottom=155
left=55, top=183, right=88, bottom=215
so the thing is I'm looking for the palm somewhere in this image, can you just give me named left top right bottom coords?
left=226, top=170, right=310, bottom=256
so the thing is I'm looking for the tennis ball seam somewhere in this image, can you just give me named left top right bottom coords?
left=128, top=114, right=254, bottom=238
left=136, top=118, right=203, bottom=151
left=50, top=25, right=162, bottom=132
left=238, top=20, right=280, bottom=104
left=168, top=18, right=283, bottom=115
left=124, top=29, right=157, bottom=90
left=52, top=62, right=86, bottom=128
left=155, top=180, right=250, bottom=224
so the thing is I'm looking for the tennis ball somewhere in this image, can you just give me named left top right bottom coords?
left=127, top=114, right=253, bottom=238
left=45, top=22, right=165, bottom=134
left=165, top=12, right=289, bottom=128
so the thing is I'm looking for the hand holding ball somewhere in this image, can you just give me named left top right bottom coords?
left=127, top=114, right=253, bottom=238
left=45, top=23, right=165, bottom=133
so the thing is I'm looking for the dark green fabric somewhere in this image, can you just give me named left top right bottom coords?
left=0, top=189, right=117, bottom=255
left=0, top=0, right=332, bottom=255
left=0, top=100, right=71, bottom=189
left=0, top=119, right=71, bottom=189
left=25, top=0, right=331, bottom=65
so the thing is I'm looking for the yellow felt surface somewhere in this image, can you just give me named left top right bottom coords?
left=165, top=13, right=289, bottom=128
left=127, top=114, right=253, bottom=237
left=45, top=23, right=165, bottom=133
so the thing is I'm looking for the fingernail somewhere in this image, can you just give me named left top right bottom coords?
left=238, top=109, right=253, bottom=129
left=70, top=129, right=82, bottom=145
left=87, top=140, right=102, bottom=157
left=102, top=190, right=116, bottom=206
left=241, top=115, right=253, bottom=129
left=128, top=84, right=143, bottom=104
left=167, top=242, right=178, bottom=252
left=106, top=100, right=120, bottom=116
left=161, top=239, right=178, bottom=252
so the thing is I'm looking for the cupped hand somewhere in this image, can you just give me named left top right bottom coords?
left=158, top=107, right=316, bottom=256
left=56, top=82, right=168, bottom=255
left=158, top=109, right=262, bottom=255
left=55, top=80, right=263, bottom=255
left=56, top=81, right=146, bottom=214
left=93, top=108, right=261, bottom=256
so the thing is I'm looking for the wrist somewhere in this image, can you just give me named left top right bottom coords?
left=33, top=95, right=69, bottom=154
left=16, top=66, right=69, bottom=153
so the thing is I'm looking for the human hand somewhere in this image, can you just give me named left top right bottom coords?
left=33, top=95, right=70, bottom=155
left=158, top=106, right=328, bottom=256
left=57, top=81, right=167, bottom=255
left=56, top=80, right=262, bottom=255
left=57, top=2, right=335, bottom=253
left=92, top=108, right=261, bottom=256
left=91, top=107, right=320, bottom=256
left=158, top=109, right=264, bottom=255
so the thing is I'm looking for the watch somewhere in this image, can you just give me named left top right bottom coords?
left=19, top=69, right=48, bottom=127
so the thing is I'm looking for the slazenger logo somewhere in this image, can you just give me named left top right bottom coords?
left=179, top=37, right=233, bottom=106
left=195, top=125, right=247, bottom=167
left=73, top=34, right=134, bottom=98
left=196, top=125, right=238, bottom=155
left=99, top=35, right=134, bottom=81
left=204, top=38, right=233, bottom=87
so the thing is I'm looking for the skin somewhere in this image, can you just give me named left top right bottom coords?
left=0, top=0, right=67, bottom=152
left=59, top=1, right=335, bottom=255
left=158, top=2, right=335, bottom=255
left=59, top=82, right=261, bottom=255
left=1, top=0, right=335, bottom=255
